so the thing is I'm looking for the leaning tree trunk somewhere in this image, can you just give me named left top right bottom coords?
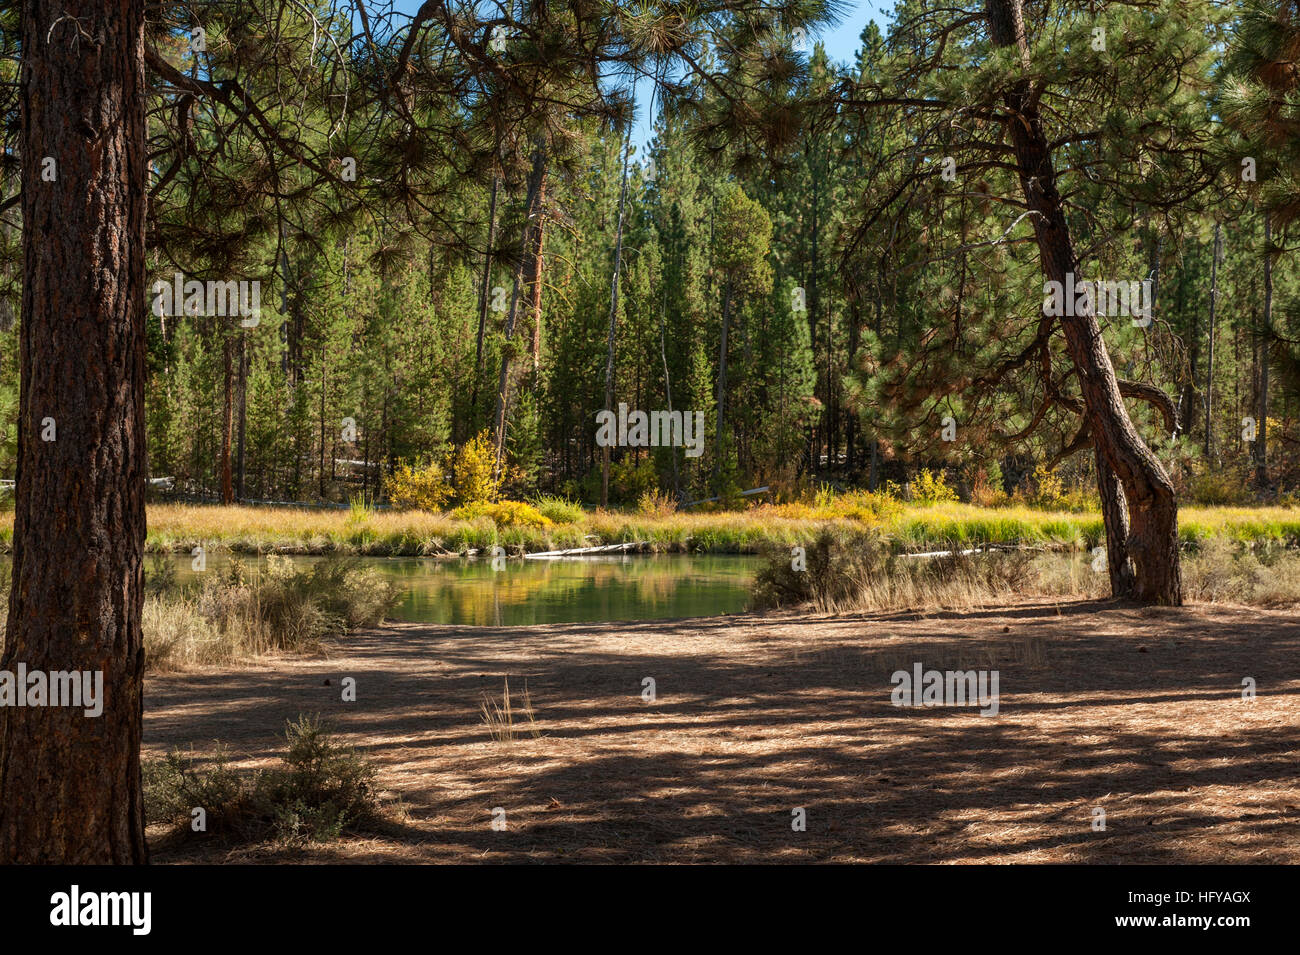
left=986, top=0, right=1181, bottom=604
left=0, top=0, right=149, bottom=862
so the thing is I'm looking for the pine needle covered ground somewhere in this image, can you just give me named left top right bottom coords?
left=144, top=600, right=1300, bottom=863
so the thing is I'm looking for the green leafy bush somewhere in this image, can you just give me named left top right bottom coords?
left=529, top=494, right=586, bottom=524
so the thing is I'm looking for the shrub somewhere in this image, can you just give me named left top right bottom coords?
left=824, top=489, right=903, bottom=523
left=637, top=488, right=679, bottom=517
left=970, top=465, right=1009, bottom=507
left=911, top=468, right=960, bottom=504
left=609, top=457, right=660, bottom=504
left=384, top=459, right=452, bottom=511
left=752, top=528, right=1036, bottom=613
left=1183, top=538, right=1300, bottom=606
left=1186, top=465, right=1255, bottom=506
left=452, top=500, right=552, bottom=527
left=255, top=714, right=383, bottom=843
left=143, top=743, right=250, bottom=832
left=452, top=430, right=500, bottom=505
left=144, top=714, right=385, bottom=845
left=144, top=553, right=180, bottom=597
left=144, top=556, right=400, bottom=671
left=751, top=528, right=891, bottom=611
left=1026, top=464, right=1067, bottom=509
left=529, top=493, right=586, bottom=524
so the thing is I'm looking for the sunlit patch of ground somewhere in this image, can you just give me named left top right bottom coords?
left=145, top=599, right=1300, bottom=863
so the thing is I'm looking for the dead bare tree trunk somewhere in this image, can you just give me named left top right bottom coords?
left=492, top=147, right=546, bottom=480
left=601, top=128, right=632, bottom=507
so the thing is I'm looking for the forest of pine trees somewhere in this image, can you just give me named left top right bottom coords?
left=1, top=3, right=1296, bottom=513
left=5, top=0, right=1300, bottom=866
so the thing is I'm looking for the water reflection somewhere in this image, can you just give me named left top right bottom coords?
left=156, top=553, right=761, bottom=626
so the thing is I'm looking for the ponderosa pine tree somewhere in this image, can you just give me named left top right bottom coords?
left=819, top=0, right=1223, bottom=602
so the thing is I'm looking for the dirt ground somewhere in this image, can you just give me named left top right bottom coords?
left=145, top=599, right=1300, bottom=863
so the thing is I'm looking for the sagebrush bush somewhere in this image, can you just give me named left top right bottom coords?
left=1183, top=538, right=1300, bottom=606
left=754, top=528, right=1039, bottom=613
left=144, top=714, right=384, bottom=845
left=143, top=556, right=400, bottom=671
left=143, top=744, right=249, bottom=831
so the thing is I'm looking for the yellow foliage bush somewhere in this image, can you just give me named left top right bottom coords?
left=637, top=488, right=679, bottom=517
left=452, top=430, right=500, bottom=505
left=452, top=500, right=552, bottom=527
left=911, top=468, right=959, bottom=504
left=383, top=460, right=452, bottom=511
left=1028, top=464, right=1066, bottom=509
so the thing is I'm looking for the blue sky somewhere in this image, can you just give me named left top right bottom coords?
left=386, top=1, right=896, bottom=145
left=628, top=0, right=893, bottom=145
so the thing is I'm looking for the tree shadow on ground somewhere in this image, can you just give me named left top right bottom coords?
left=145, top=599, right=1300, bottom=863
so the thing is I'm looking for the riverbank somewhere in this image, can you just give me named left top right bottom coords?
left=2, top=501, right=1294, bottom=557
left=143, top=600, right=1300, bottom=863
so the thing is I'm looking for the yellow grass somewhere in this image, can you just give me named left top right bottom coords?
left=0, top=500, right=1295, bottom=556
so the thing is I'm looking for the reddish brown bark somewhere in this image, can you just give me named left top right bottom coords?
left=0, top=0, right=149, bottom=862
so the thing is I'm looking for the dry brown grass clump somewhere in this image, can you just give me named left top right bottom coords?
left=142, top=556, right=399, bottom=672
left=753, top=529, right=1300, bottom=614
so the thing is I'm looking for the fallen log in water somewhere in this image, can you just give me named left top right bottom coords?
left=899, top=544, right=1046, bottom=559
left=523, top=541, right=647, bottom=560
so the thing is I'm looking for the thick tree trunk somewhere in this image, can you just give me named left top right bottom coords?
left=0, top=0, right=149, bottom=862
left=1095, top=452, right=1135, bottom=597
left=986, top=0, right=1181, bottom=604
